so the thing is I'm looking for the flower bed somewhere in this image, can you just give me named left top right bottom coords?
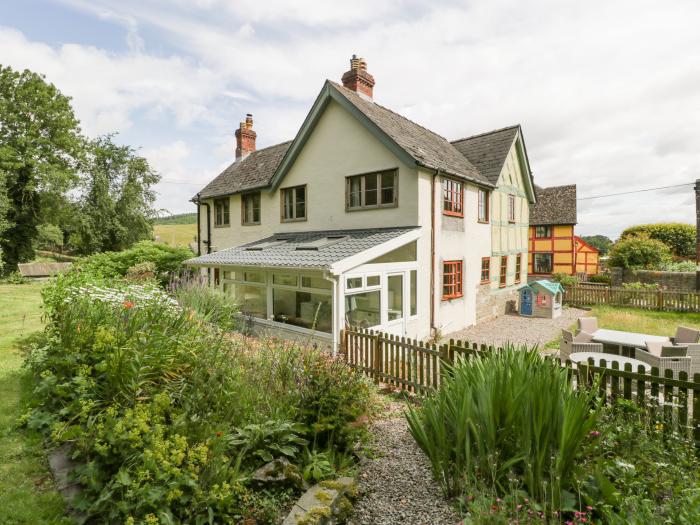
left=23, top=274, right=373, bottom=524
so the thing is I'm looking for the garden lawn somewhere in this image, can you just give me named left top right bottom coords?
left=590, top=304, right=700, bottom=336
left=0, top=283, right=69, bottom=524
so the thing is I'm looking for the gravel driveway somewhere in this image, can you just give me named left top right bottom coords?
left=444, top=306, right=588, bottom=352
left=349, top=402, right=459, bottom=525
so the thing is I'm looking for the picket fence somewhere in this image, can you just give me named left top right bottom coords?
left=341, top=327, right=700, bottom=443
left=564, top=284, right=700, bottom=312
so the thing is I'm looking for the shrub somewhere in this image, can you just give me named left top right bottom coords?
left=588, top=273, right=611, bottom=284
left=621, top=223, right=695, bottom=258
left=552, top=273, right=580, bottom=286
left=25, top=277, right=372, bottom=523
left=170, top=274, right=239, bottom=332
left=74, top=240, right=192, bottom=284
left=608, top=235, right=672, bottom=270
left=406, top=347, right=598, bottom=515
left=658, top=259, right=696, bottom=272
left=125, top=261, right=157, bottom=281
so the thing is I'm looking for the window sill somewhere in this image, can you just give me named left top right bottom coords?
left=480, top=280, right=490, bottom=285
left=281, top=217, right=307, bottom=223
left=443, top=210, right=464, bottom=218
left=346, top=203, right=398, bottom=212
left=214, top=224, right=230, bottom=228
left=441, top=294, right=463, bottom=301
left=478, top=219, right=490, bottom=224
left=241, top=222, right=261, bottom=227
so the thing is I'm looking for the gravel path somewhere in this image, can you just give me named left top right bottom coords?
left=444, top=307, right=588, bottom=353
left=349, top=402, right=460, bottom=525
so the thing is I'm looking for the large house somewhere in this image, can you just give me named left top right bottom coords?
left=528, top=185, right=599, bottom=277
left=186, top=57, right=536, bottom=350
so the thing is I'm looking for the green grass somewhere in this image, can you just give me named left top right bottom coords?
left=590, top=304, right=700, bottom=336
left=0, top=283, right=69, bottom=524
left=153, top=223, right=196, bottom=247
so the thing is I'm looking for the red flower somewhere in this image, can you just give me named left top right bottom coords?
left=123, top=300, right=135, bottom=309
left=215, top=431, right=223, bottom=438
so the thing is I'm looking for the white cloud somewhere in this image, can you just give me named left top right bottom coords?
left=5, top=0, right=700, bottom=232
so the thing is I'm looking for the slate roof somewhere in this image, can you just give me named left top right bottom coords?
left=530, top=185, right=577, bottom=225
left=195, top=141, right=292, bottom=200
left=184, top=226, right=418, bottom=269
left=450, top=126, right=520, bottom=185
left=329, top=82, right=490, bottom=186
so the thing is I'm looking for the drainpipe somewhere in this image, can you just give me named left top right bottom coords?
left=430, top=169, right=441, bottom=334
left=203, top=201, right=212, bottom=254
left=195, top=194, right=202, bottom=256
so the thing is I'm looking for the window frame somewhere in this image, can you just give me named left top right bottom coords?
left=478, top=189, right=490, bottom=223
left=241, top=191, right=261, bottom=226
left=507, top=194, right=516, bottom=223
left=345, top=169, right=398, bottom=211
left=535, top=226, right=552, bottom=238
left=499, top=256, right=508, bottom=288
left=480, top=257, right=490, bottom=284
left=214, top=197, right=230, bottom=227
left=280, top=185, right=307, bottom=222
left=442, top=260, right=463, bottom=300
left=533, top=253, right=554, bottom=274
left=515, top=253, right=522, bottom=284
left=442, top=178, right=464, bottom=217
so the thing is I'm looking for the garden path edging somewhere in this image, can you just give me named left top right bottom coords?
left=283, top=476, right=355, bottom=525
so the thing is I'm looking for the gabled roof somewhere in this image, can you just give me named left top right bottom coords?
left=184, top=226, right=419, bottom=271
left=531, top=280, right=564, bottom=295
left=450, top=126, right=520, bottom=185
left=530, top=185, right=577, bottom=226
left=195, top=140, right=292, bottom=200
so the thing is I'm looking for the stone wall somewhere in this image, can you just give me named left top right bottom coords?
left=476, top=285, right=519, bottom=322
left=610, top=267, right=696, bottom=291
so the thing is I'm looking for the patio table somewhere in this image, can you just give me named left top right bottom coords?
left=569, top=351, right=651, bottom=372
left=591, top=328, right=670, bottom=357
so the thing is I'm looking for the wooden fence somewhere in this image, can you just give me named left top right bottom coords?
left=564, top=284, right=700, bottom=312
left=341, top=327, right=700, bottom=442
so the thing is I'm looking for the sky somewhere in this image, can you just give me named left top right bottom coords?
left=1, top=0, right=699, bottom=239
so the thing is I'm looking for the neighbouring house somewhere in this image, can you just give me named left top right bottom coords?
left=528, top=185, right=599, bottom=278
left=185, top=56, right=536, bottom=350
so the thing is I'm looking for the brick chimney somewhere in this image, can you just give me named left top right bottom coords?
left=341, top=55, right=375, bottom=100
left=235, top=113, right=256, bottom=161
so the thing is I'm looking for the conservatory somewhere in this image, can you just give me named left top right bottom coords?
left=184, top=227, right=422, bottom=352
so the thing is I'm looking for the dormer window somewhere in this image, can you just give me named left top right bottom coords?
left=346, top=169, right=398, bottom=210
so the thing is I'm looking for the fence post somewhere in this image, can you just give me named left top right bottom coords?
left=371, top=331, right=380, bottom=384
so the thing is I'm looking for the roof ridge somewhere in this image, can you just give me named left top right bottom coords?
left=450, top=124, right=520, bottom=144
left=328, top=80, right=450, bottom=142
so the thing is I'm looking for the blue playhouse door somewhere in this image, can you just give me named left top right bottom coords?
left=520, top=289, right=533, bottom=316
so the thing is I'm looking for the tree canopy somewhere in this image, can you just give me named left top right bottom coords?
left=580, top=235, right=613, bottom=255
left=0, top=65, right=162, bottom=272
left=620, top=223, right=696, bottom=259
left=608, top=235, right=672, bottom=270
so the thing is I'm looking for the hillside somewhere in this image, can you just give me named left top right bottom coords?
left=153, top=212, right=197, bottom=225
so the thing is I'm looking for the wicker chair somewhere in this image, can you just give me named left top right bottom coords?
left=635, top=344, right=692, bottom=378
left=560, top=330, right=604, bottom=362
left=671, top=326, right=700, bottom=345
left=578, top=317, right=598, bottom=334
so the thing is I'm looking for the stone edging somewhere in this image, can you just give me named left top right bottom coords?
left=283, top=476, right=357, bottom=525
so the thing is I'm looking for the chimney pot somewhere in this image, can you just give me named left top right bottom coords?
left=235, top=113, right=256, bottom=161
left=341, top=55, right=375, bottom=101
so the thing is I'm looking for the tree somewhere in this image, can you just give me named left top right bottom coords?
left=620, top=223, right=695, bottom=258
left=0, top=66, right=81, bottom=271
left=0, top=173, right=10, bottom=271
left=35, top=223, right=64, bottom=251
left=580, top=235, right=613, bottom=255
left=608, top=235, right=672, bottom=269
left=70, top=135, right=160, bottom=255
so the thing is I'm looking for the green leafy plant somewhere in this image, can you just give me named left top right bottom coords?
left=552, top=273, right=580, bottom=286
left=228, top=420, right=308, bottom=464
left=406, top=346, right=598, bottom=516
left=608, top=235, right=672, bottom=270
left=621, top=223, right=695, bottom=258
left=302, top=450, right=336, bottom=482
left=587, top=273, right=611, bottom=284
left=170, top=274, right=239, bottom=332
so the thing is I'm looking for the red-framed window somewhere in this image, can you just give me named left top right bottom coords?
left=478, top=189, right=489, bottom=223
left=507, top=194, right=516, bottom=223
left=442, top=179, right=464, bottom=217
left=499, top=256, right=508, bottom=288
left=515, top=254, right=522, bottom=284
left=442, top=260, right=463, bottom=300
left=480, top=257, right=490, bottom=284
